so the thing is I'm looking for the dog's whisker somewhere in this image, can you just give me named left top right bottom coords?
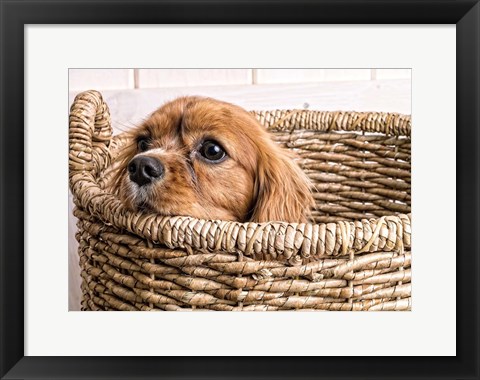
left=111, top=119, right=142, bottom=133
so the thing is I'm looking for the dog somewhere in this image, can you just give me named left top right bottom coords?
left=112, top=96, right=314, bottom=223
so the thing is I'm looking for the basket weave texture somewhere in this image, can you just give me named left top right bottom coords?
left=69, top=90, right=412, bottom=311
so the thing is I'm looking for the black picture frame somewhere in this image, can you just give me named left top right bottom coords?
left=1, top=1, right=479, bottom=379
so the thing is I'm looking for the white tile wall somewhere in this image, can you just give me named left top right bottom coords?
left=136, top=69, right=252, bottom=88
left=254, top=69, right=372, bottom=84
left=69, top=69, right=411, bottom=91
left=69, top=69, right=134, bottom=91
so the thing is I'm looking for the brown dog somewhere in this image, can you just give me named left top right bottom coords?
left=112, top=97, right=313, bottom=223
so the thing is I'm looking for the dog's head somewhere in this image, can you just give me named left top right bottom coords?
left=112, top=96, right=313, bottom=222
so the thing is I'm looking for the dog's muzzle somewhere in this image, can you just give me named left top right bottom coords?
left=127, top=156, right=164, bottom=186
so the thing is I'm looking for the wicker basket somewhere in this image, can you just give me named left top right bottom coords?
left=69, top=90, right=412, bottom=311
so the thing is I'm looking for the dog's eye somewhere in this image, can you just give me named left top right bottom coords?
left=199, top=140, right=226, bottom=162
left=137, top=138, right=150, bottom=152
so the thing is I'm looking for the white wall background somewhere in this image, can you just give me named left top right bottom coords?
left=69, top=68, right=411, bottom=91
left=68, top=68, right=411, bottom=310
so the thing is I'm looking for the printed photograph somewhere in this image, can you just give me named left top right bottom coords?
left=68, top=68, right=411, bottom=311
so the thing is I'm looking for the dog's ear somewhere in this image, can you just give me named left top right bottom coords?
left=249, top=144, right=314, bottom=223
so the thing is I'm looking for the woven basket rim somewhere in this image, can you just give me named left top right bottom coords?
left=250, top=109, right=411, bottom=136
left=69, top=90, right=411, bottom=262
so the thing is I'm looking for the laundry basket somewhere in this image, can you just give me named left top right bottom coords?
left=69, top=90, right=411, bottom=311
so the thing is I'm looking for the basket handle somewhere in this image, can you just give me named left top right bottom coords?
left=69, top=90, right=113, bottom=185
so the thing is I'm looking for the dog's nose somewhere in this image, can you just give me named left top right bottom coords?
left=127, top=156, right=164, bottom=186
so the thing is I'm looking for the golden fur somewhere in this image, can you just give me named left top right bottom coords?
left=112, top=97, right=314, bottom=223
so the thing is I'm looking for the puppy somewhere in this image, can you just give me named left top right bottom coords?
left=112, top=97, right=314, bottom=223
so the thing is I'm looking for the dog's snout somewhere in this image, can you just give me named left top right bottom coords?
left=128, top=156, right=164, bottom=186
